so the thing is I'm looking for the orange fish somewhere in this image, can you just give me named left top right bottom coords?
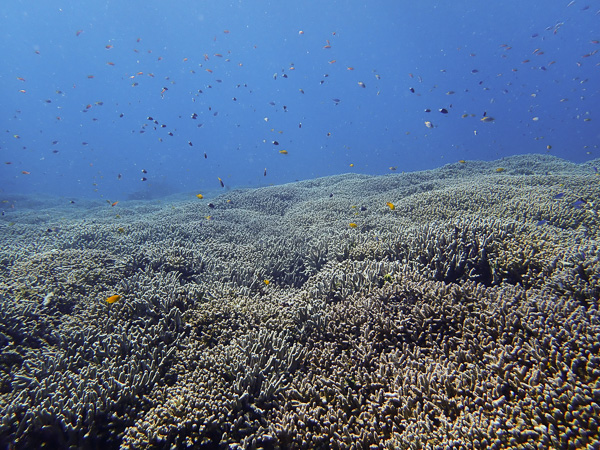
left=16, top=77, right=25, bottom=81
left=105, top=294, right=121, bottom=304
left=206, top=69, right=213, bottom=73
left=107, top=62, right=115, bottom=66
left=328, top=60, right=336, bottom=64
left=21, top=171, right=30, bottom=175
left=105, top=44, right=113, bottom=49
left=111, top=201, right=119, bottom=207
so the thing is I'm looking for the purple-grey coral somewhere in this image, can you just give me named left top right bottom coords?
left=0, top=155, right=599, bottom=449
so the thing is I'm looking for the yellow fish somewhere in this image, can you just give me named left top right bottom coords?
left=279, top=150, right=288, bottom=154
left=196, top=193, right=204, bottom=199
left=105, top=294, right=122, bottom=304
left=349, top=223, right=357, bottom=228
left=480, top=116, right=495, bottom=123
left=495, top=167, right=506, bottom=173
left=386, top=202, right=395, bottom=210
left=264, top=279, right=270, bottom=285
left=424, top=121, right=433, bottom=128
left=458, top=160, right=466, bottom=164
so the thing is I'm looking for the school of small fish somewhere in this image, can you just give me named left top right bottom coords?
left=1, top=4, right=598, bottom=208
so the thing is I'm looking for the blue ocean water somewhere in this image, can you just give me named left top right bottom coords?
left=1, top=0, right=598, bottom=200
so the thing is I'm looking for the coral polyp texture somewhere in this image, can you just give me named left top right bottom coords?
left=1, top=155, right=599, bottom=449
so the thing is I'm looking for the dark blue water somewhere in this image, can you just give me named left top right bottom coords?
left=1, top=0, right=598, bottom=200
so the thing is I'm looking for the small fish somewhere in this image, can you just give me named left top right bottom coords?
left=358, top=81, right=366, bottom=88
left=279, top=150, right=288, bottom=154
left=495, top=167, right=505, bottom=173
left=536, top=220, right=548, bottom=226
left=111, top=201, right=119, bottom=207
left=554, top=193, right=565, bottom=199
left=272, top=141, right=279, bottom=145
left=458, top=160, right=466, bottom=164
left=424, top=121, right=434, bottom=128
left=264, top=279, right=270, bottom=285
left=141, top=177, right=147, bottom=181
left=349, top=223, right=358, bottom=228
left=481, top=116, right=495, bottom=123
left=21, top=171, right=31, bottom=175
left=218, top=177, right=224, bottom=187
left=389, top=166, right=397, bottom=171
left=196, top=194, right=204, bottom=199
left=105, top=294, right=122, bottom=304
left=439, top=108, right=448, bottom=114
left=386, top=202, right=395, bottom=210
left=264, top=168, right=267, bottom=176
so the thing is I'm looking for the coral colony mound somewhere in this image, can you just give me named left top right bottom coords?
left=1, top=154, right=599, bottom=449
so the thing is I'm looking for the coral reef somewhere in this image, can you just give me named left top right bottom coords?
left=0, top=155, right=599, bottom=449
